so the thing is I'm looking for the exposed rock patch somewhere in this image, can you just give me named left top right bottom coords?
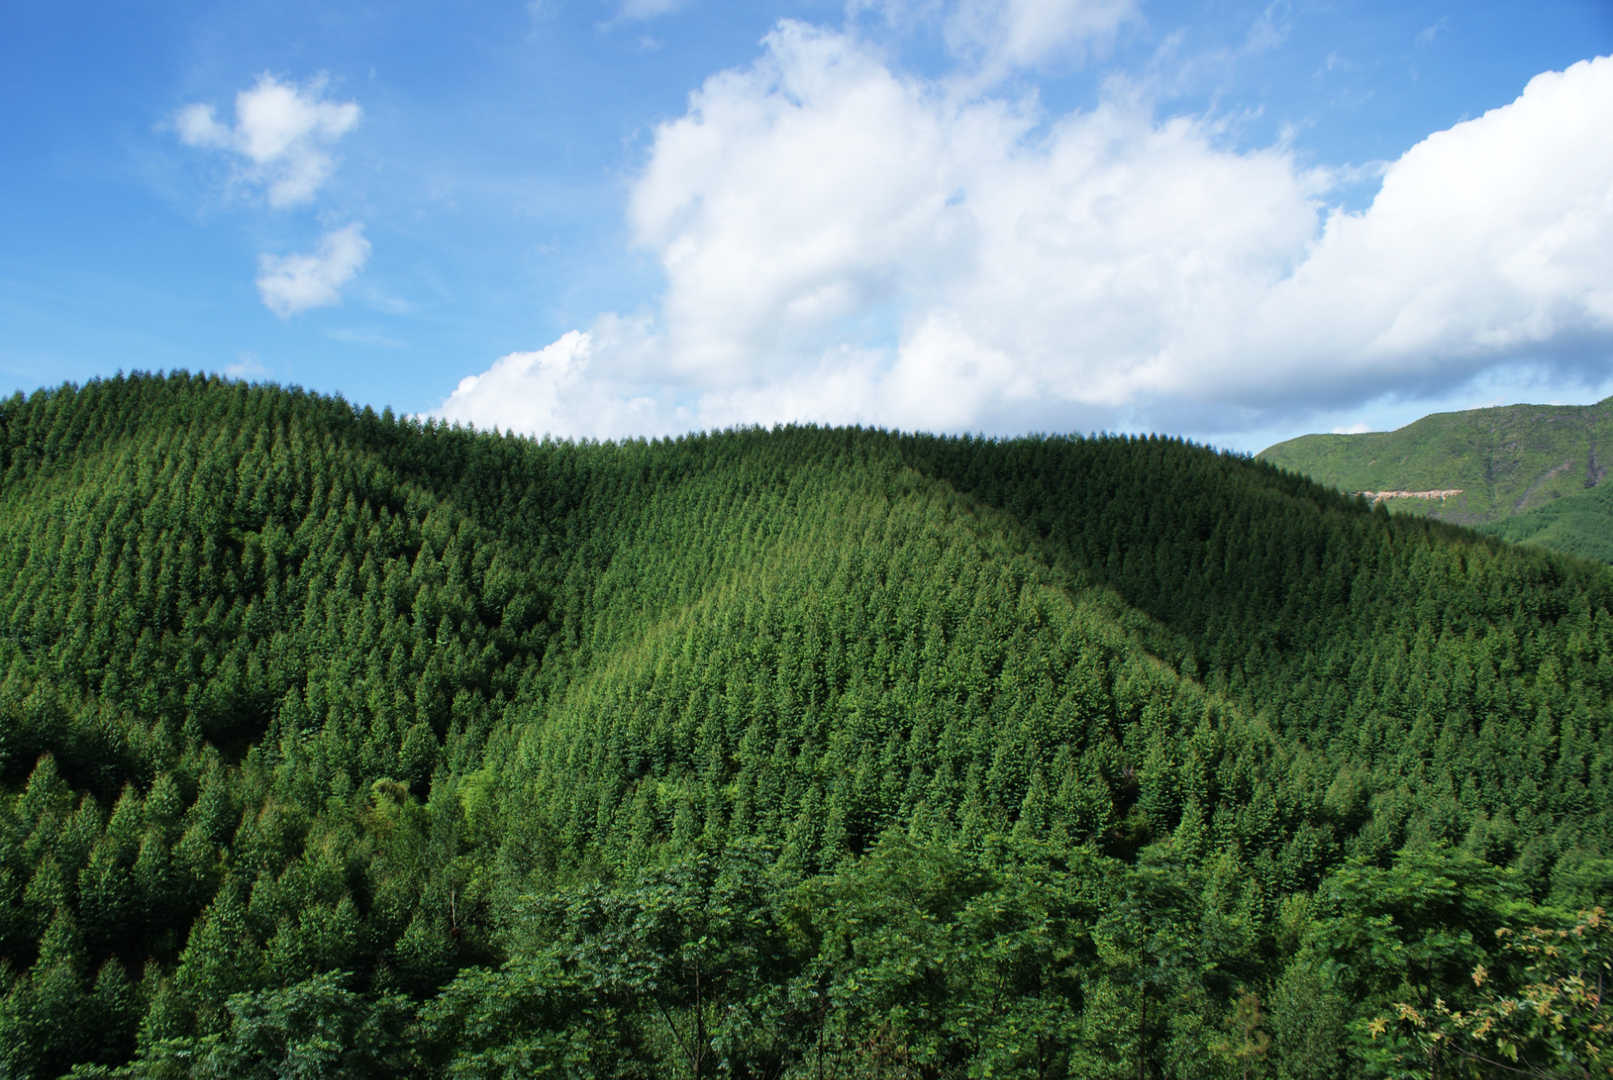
left=1357, top=489, right=1464, bottom=505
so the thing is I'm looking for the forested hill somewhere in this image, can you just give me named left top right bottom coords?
left=1259, top=396, right=1613, bottom=562
left=2, top=373, right=1609, bottom=1079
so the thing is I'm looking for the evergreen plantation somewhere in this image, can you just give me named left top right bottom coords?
left=0, top=372, right=1609, bottom=1078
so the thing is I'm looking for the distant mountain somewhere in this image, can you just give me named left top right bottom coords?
left=1259, top=396, right=1613, bottom=560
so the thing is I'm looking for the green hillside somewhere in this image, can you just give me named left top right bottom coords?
left=1, top=374, right=1610, bottom=1078
left=1485, top=477, right=1613, bottom=563
left=1258, top=397, right=1613, bottom=548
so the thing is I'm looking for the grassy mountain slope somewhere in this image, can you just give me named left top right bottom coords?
left=1258, top=396, right=1613, bottom=540
left=1, top=374, right=1610, bottom=1078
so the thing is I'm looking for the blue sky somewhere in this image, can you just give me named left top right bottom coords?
left=4, top=0, right=1611, bottom=450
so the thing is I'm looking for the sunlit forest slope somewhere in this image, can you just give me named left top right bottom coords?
left=1260, top=395, right=1613, bottom=562
left=1, top=374, right=1609, bottom=1078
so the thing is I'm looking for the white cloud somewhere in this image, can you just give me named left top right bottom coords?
left=1242, top=0, right=1291, bottom=55
left=851, top=0, right=1137, bottom=80
left=225, top=353, right=268, bottom=380
left=256, top=224, right=371, bottom=318
left=944, top=0, right=1137, bottom=77
left=435, top=319, right=680, bottom=439
left=628, top=22, right=984, bottom=383
left=175, top=74, right=361, bottom=208
left=436, top=28, right=1613, bottom=442
left=1417, top=17, right=1450, bottom=46
left=1234, top=57, right=1613, bottom=405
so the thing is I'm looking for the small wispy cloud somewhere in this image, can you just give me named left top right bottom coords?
left=1319, top=51, right=1354, bottom=76
left=948, top=0, right=1139, bottom=81
left=225, top=352, right=268, bottom=379
left=1315, top=158, right=1389, bottom=191
left=1243, top=0, right=1291, bottom=55
left=1416, top=17, right=1450, bottom=46
left=256, top=223, right=370, bottom=318
left=354, top=287, right=413, bottom=317
left=613, top=0, right=689, bottom=23
left=174, top=74, right=360, bottom=208
left=327, top=327, right=406, bottom=349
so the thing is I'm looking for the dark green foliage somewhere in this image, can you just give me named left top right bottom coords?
left=0, top=373, right=1609, bottom=1077
left=73, top=970, right=417, bottom=1079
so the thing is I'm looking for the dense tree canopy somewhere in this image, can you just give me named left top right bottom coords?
left=0, top=373, right=1608, bottom=1077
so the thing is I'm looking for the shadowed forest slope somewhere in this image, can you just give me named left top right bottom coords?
left=1, top=374, right=1609, bottom=1078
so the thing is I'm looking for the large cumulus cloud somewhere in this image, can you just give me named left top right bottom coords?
left=436, top=21, right=1613, bottom=441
